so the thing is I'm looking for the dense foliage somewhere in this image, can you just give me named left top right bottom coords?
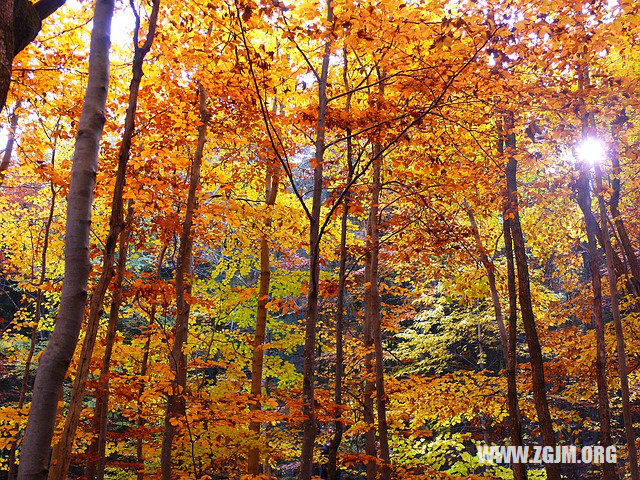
left=0, top=0, right=639, bottom=479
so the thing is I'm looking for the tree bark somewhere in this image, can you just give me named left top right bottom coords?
left=465, top=205, right=508, bottom=355
left=17, top=1, right=114, bottom=477
left=575, top=85, right=618, bottom=478
left=160, top=83, right=209, bottom=480
left=369, top=71, right=391, bottom=479
left=298, top=1, right=333, bottom=478
left=502, top=113, right=561, bottom=480
left=136, top=330, right=152, bottom=480
left=362, top=218, right=377, bottom=480
left=247, top=158, right=279, bottom=475
left=327, top=179, right=349, bottom=480
left=134, top=245, right=166, bottom=480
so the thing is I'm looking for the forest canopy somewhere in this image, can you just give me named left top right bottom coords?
left=0, top=0, right=640, bottom=479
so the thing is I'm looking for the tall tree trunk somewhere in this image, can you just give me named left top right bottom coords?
left=370, top=140, right=391, bottom=480
left=502, top=211, right=528, bottom=480
left=136, top=330, right=152, bottom=480
left=327, top=177, right=349, bottom=480
left=575, top=95, right=617, bottom=479
left=298, top=1, right=333, bottom=478
left=362, top=212, right=377, bottom=480
left=467, top=203, right=527, bottom=480
left=17, top=1, right=115, bottom=477
left=595, top=165, right=639, bottom=480
left=134, top=245, right=167, bottom=480
left=47, top=4, right=160, bottom=477
left=575, top=161, right=617, bottom=480
left=8, top=166, right=56, bottom=480
left=502, top=113, right=561, bottom=480
left=84, top=203, right=133, bottom=480
left=247, top=158, right=280, bottom=475
left=327, top=46, right=353, bottom=480
left=160, top=83, right=209, bottom=480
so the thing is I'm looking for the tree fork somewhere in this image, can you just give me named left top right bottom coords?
left=502, top=214, right=528, bottom=480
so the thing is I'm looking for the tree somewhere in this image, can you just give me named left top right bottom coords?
left=160, top=83, right=210, bottom=480
left=247, top=153, right=280, bottom=475
left=17, top=1, right=115, bottom=477
left=502, top=112, right=561, bottom=480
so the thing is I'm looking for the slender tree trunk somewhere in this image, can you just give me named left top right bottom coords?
left=136, top=330, right=152, bottom=480
left=160, top=83, right=209, bottom=480
left=83, top=2, right=162, bottom=473
left=133, top=244, right=166, bottom=480
left=465, top=206, right=508, bottom=355
left=327, top=47, right=353, bottom=480
left=48, top=246, right=116, bottom=480
left=8, top=169, right=56, bottom=480
left=575, top=92, right=617, bottom=479
left=468, top=203, right=526, bottom=480
left=247, top=159, right=279, bottom=475
left=84, top=203, right=132, bottom=480
left=369, top=72, right=391, bottom=478
left=363, top=221, right=377, bottom=480
left=47, top=5, right=159, bottom=477
left=502, top=113, right=561, bottom=480
left=502, top=211, right=528, bottom=480
left=370, top=140, right=391, bottom=480
left=17, top=2, right=114, bottom=477
left=595, top=166, right=640, bottom=480
left=575, top=161, right=617, bottom=480
left=327, top=181, right=349, bottom=480
left=299, top=1, right=333, bottom=478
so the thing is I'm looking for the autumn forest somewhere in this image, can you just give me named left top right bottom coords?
left=0, top=0, right=639, bottom=479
